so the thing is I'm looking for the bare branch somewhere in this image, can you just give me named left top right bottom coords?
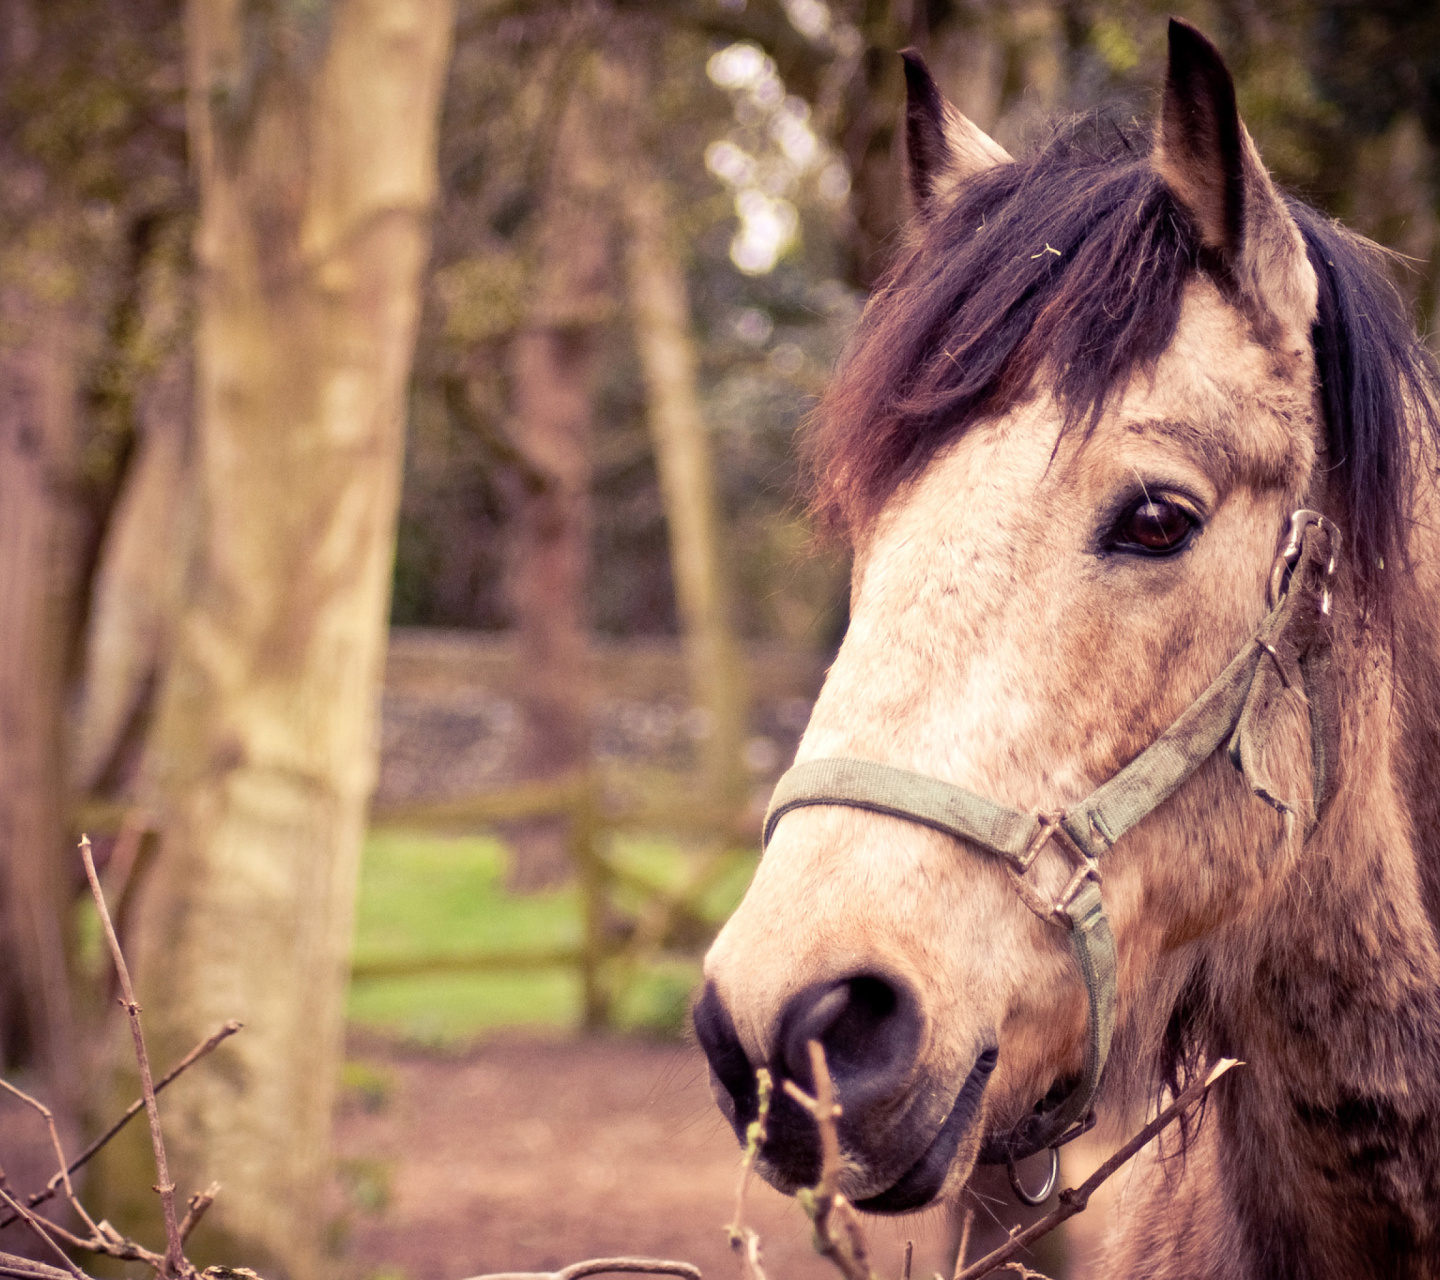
left=463, top=1261, right=703, bottom=1280
left=951, top=1209, right=973, bottom=1279
left=79, top=835, right=188, bottom=1278
left=0, top=1187, right=85, bottom=1280
left=179, top=1184, right=221, bottom=1244
left=785, top=1042, right=873, bottom=1280
left=726, top=1068, right=772, bottom=1280
left=0, top=1021, right=241, bottom=1231
left=955, top=1059, right=1242, bottom=1280
left=19, top=1210, right=165, bottom=1269
left=0, top=1079, right=98, bottom=1235
left=0, top=1249, right=90, bottom=1280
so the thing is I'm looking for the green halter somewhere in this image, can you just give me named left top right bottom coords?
left=762, top=511, right=1338, bottom=1172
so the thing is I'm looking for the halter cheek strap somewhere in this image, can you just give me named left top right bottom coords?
left=761, top=511, right=1339, bottom=1167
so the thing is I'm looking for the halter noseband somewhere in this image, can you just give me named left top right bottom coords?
left=761, top=509, right=1339, bottom=1190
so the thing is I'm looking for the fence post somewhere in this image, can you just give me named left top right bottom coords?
left=571, top=773, right=611, bottom=1029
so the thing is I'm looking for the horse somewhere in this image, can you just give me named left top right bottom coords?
left=693, top=19, right=1440, bottom=1279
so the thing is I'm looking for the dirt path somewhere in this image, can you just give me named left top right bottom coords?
left=333, top=1035, right=981, bottom=1280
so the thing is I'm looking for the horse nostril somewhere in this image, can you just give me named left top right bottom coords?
left=778, top=973, right=920, bottom=1110
left=693, top=981, right=759, bottom=1137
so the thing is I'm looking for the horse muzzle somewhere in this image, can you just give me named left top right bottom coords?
left=693, top=975, right=996, bottom=1210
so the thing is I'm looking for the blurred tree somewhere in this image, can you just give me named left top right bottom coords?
left=499, top=21, right=611, bottom=891
left=616, top=41, right=749, bottom=804
left=104, top=3, right=455, bottom=1276
left=0, top=0, right=187, bottom=1094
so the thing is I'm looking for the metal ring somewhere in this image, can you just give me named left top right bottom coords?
left=1007, top=1147, right=1059, bottom=1205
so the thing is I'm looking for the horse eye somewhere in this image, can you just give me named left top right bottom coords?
left=1113, top=497, right=1196, bottom=554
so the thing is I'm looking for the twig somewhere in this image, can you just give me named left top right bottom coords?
left=463, top=1260, right=703, bottom=1280
left=954, top=1059, right=1242, bottom=1280
left=0, top=1250, right=88, bottom=1280
left=79, top=836, right=187, bottom=1278
left=951, top=1208, right=973, bottom=1279
left=785, top=1042, right=873, bottom=1280
left=726, top=1068, right=772, bottom=1280
left=17, top=1210, right=165, bottom=1269
left=0, top=1021, right=241, bottom=1231
left=179, top=1184, right=221, bottom=1244
left=0, top=1080, right=98, bottom=1235
left=0, top=1187, right=85, bottom=1280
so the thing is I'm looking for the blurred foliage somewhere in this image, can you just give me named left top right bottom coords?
left=8, top=0, right=1436, bottom=658
left=0, top=0, right=189, bottom=583
left=391, top=0, right=1440, bottom=647
left=395, top=2, right=856, bottom=644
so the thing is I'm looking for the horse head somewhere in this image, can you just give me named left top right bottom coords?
left=696, top=17, right=1440, bottom=1238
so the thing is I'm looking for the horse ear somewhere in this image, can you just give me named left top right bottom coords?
left=901, top=49, right=1011, bottom=217
left=1154, top=19, right=1316, bottom=337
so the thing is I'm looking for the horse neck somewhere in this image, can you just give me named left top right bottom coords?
left=1200, top=587, right=1440, bottom=1275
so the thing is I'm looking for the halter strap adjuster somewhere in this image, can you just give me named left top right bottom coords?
left=1006, top=813, right=1102, bottom=929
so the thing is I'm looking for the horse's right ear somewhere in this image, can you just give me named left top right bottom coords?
left=1154, top=18, right=1317, bottom=339
left=902, top=50, right=1011, bottom=218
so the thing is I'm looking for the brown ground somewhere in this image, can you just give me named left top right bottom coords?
left=333, top=1035, right=1105, bottom=1280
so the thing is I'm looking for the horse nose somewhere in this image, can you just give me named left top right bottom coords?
left=694, top=973, right=925, bottom=1189
left=693, top=981, right=761, bottom=1131
left=777, top=973, right=923, bottom=1118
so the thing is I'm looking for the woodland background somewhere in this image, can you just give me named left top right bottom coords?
left=0, top=2, right=1437, bottom=1279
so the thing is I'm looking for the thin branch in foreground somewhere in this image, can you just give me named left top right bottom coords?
left=951, top=1207, right=973, bottom=1279
left=0, top=1248, right=85, bottom=1280
left=179, top=1183, right=221, bottom=1244
left=14, top=1206, right=164, bottom=1269
left=0, top=1020, right=241, bottom=1233
left=784, top=1042, right=873, bottom=1280
left=0, top=1079, right=98, bottom=1235
left=462, top=1259, right=703, bottom=1280
left=79, top=835, right=188, bottom=1279
left=0, top=1187, right=85, bottom=1280
left=726, top=1067, right=772, bottom=1280
left=954, top=1059, right=1242, bottom=1280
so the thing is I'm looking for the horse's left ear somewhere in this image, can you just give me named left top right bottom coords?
left=1154, top=19, right=1316, bottom=339
left=902, top=49, right=1011, bottom=219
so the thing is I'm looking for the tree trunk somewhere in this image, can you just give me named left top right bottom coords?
left=0, top=262, right=82, bottom=1097
left=620, top=134, right=748, bottom=806
left=499, top=78, right=609, bottom=893
left=104, top=4, right=454, bottom=1276
left=74, top=224, right=194, bottom=799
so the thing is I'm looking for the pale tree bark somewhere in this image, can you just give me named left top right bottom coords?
left=617, top=60, right=748, bottom=806
left=499, top=73, right=609, bottom=892
left=102, top=3, right=454, bottom=1276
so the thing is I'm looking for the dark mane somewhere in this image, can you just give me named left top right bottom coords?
left=1288, top=202, right=1440, bottom=592
left=805, top=121, right=1440, bottom=608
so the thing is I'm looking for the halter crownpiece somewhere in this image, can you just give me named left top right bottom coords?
left=761, top=509, right=1339, bottom=1191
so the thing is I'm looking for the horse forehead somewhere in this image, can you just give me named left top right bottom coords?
left=1125, top=278, right=1318, bottom=482
left=864, top=278, right=1316, bottom=545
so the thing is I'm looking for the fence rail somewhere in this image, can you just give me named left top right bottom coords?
left=78, top=765, right=763, bottom=1031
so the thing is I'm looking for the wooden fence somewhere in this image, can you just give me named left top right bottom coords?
left=82, top=631, right=827, bottom=1031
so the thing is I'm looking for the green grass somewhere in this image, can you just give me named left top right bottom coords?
left=347, top=829, right=756, bottom=1043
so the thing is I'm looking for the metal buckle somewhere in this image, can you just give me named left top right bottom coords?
left=1268, top=509, right=1339, bottom=612
left=1005, top=1110, right=1096, bottom=1204
left=1007, top=1146, right=1059, bottom=1205
left=1004, top=812, right=1103, bottom=928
